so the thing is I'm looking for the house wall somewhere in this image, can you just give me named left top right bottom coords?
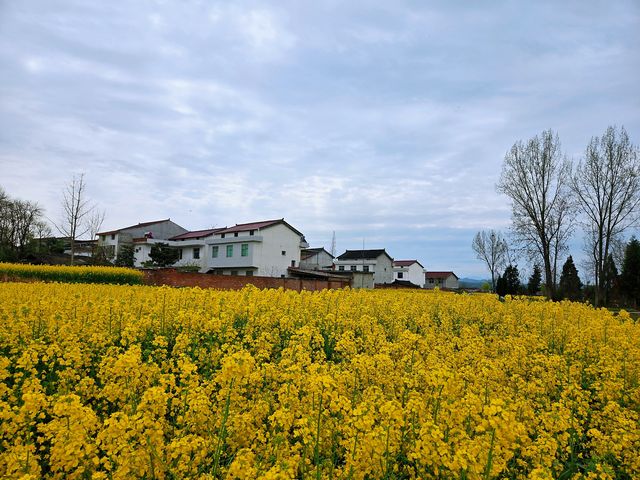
left=300, top=251, right=334, bottom=270
left=253, top=223, right=303, bottom=277
left=424, top=275, right=459, bottom=289
left=335, top=255, right=393, bottom=284
left=444, top=275, right=459, bottom=289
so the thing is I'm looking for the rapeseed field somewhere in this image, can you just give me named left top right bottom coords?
left=0, top=283, right=638, bottom=479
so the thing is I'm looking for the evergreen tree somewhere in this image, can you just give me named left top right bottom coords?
left=527, top=264, right=542, bottom=295
left=621, top=237, right=640, bottom=308
left=503, top=264, right=521, bottom=295
left=558, top=256, right=583, bottom=301
left=602, top=253, right=618, bottom=306
left=148, top=243, right=180, bottom=268
left=115, top=244, right=135, bottom=268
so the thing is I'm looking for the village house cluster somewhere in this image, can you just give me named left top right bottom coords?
left=97, top=218, right=459, bottom=289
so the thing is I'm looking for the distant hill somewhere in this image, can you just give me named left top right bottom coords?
left=459, top=278, right=489, bottom=289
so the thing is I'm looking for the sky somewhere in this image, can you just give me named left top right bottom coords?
left=1, top=1, right=639, bottom=278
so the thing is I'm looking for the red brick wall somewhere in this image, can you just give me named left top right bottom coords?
left=142, top=269, right=350, bottom=291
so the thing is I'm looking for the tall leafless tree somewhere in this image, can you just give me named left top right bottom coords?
left=497, top=130, right=573, bottom=299
left=571, top=126, right=640, bottom=306
left=56, top=174, right=95, bottom=265
left=472, top=229, right=509, bottom=292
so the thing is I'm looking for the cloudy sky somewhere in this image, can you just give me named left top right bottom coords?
left=1, top=1, right=638, bottom=278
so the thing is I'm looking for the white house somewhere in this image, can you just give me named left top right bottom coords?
left=300, top=247, right=334, bottom=270
left=97, top=219, right=188, bottom=261
left=134, top=219, right=308, bottom=278
left=132, top=228, right=223, bottom=268
left=424, top=271, right=459, bottom=289
left=335, top=249, right=394, bottom=284
left=393, top=260, right=426, bottom=287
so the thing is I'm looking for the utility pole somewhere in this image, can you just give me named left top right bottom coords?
left=330, top=231, right=336, bottom=257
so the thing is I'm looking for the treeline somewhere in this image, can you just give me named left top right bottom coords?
left=0, top=187, right=53, bottom=261
left=474, top=125, right=640, bottom=308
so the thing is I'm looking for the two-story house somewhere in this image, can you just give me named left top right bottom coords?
left=335, top=249, right=394, bottom=284
left=133, top=218, right=308, bottom=277
left=393, top=260, right=426, bottom=287
left=97, top=219, right=188, bottom=261
left=424, top=271, right=459, bottom=289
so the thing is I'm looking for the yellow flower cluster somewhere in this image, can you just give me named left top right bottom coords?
left=0, top=283, right=638, bottom=479
left=0, top=262, right=143, bottom=285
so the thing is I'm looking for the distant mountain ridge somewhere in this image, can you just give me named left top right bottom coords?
left=458, top=277, right=489, bottom=289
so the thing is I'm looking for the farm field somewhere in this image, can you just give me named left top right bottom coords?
left=0, top=283, right=639, bottom=479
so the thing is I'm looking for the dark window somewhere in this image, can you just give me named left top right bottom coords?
left=111, top=234, right=115, bottom=240
left=281, top=250, right=286, bottom=256
left=397, top=272, right=403, bottom=278
left=291, top=260, right=295, bottom=267
left=234, top=232, right=238, bottom=237
left=363, top=265, right=369, bottom=272
left=179, top=249, right=183, bottom=260
left=350, top=266, right=357, bottom=272
left=231, top=270, right=238, bottom=276
left=339, top=266, right=345, bottom=271
left=193, top=247, right=200, bottom=259
left=250, top=230, right=255, bottom=236
left=246, top=271, right=253, bottom=277
left=221, top=233, right=225, bottom=238
left=429, top=279, right=434, bottom=284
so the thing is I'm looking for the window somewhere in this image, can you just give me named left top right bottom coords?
left=212, top=246, right=219, bottom=258
left=363, top=265, right=369, bottom=272
left=101, top=235, right=106, bottom=241
left=226, top=245, right=233, bottom=257
left=291, top=260, right=296, bottom=267
left=338, top=266, right=345, bottom=271
left=429, top=279, right=434, bottom=284
left=281, top=250, right=286, bottom=256
left=231, top=270, right=238, bottom=276
left=234, top=232, right=238, bottom=237
left=250, top=230, right=255, bottom=236
left=221, top=233, right=226, bottom=238
left=193, top=247, right=200, bottom=259
left=241, top=244, right=248, bottom=257
left=111, top=234, right=115, bottom=240
left=350, top=266, right=357, bottom=272
left=397, top=272, right=403, bottom=278
left=246, top=270, right=253, bottom=276
left=179, top=249, right=183, bottom=260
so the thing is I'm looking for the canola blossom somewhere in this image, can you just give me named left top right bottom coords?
left=0, top=282, right=638, bottom=479
left=0, top=262, right=143, bottom=285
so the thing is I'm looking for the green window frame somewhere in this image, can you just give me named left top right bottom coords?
left=226, top=245, right=233, bottom=257
left=212, top=246, right=218, bottom=258
left=241, top=243, right=249, bottom=257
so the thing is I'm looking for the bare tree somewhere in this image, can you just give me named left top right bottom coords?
left=56, top=174, right=94, bottom=265
left=87, top=208, right=106, bottom=240
left=472, top=229, right=508, bottom=292
left=497, top=130, right=573, bottom=299
left=571, top=126, right=640, bottom=306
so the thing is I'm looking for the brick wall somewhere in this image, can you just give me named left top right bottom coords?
left=142, top=269, right=350, bottom=291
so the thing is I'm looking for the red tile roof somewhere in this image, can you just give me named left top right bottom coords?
left=425, top=271, right=458, bottom=279
left=218, top=219, right=303, bottom=236
left=169, top=228, right=225, bottom=240
left=97, top=219, right=172, bottom=236
left=394, top=260, right=423, bottom=267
